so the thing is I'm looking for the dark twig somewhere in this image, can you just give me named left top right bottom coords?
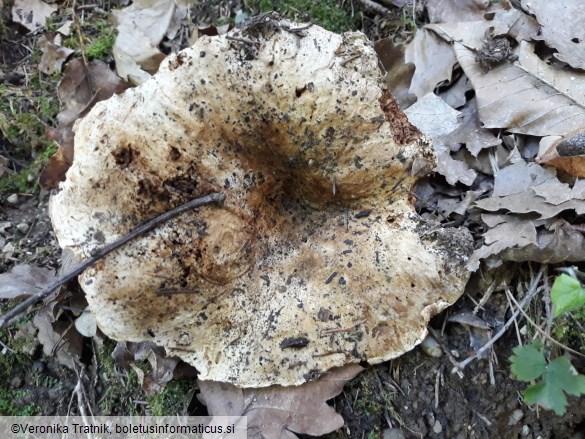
left=451, top=266, right=545, bottom=373
left=0, top=192, right=225, bottom=329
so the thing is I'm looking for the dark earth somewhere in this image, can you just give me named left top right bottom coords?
left=1, top=1, right=584, bottom=438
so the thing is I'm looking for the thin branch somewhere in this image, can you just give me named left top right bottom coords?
left=0, top=192, right=225, bottom=329
left=505, top=288, right=585, bottom=359
left=451, top=266, right=545, bottom=373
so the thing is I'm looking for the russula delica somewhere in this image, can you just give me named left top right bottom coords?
left=49, top=18, right=473, bottom=387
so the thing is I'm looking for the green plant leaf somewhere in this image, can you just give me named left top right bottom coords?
left=551, top=274, right=585, bottom=317
left=510, top=344, right=546, bottom=381
left=514, top=350, right=585, bottom=416
left=523, top=380, right=568, bottom=416
left=545, top=356, right=585, bottom=397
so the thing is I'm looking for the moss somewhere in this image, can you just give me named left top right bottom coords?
left=86, top=33, right=116, bottom=60
left=148, top=379, right=193, bottom=416
left=0, top=309, right=41, bottom=416
left=552, top=307, right=585, bottom=354
left=95, top=339, right=144, bottom=415
left=0, top=141, right=58, bottom=195
left=246, top=0, right=360, bottom=33
left=63, top=18, right=116, bottom=60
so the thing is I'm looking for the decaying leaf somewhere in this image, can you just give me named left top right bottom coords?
left=521, top=0, right=585, bottom=70
left=112, top=341, right=184, bottom=395
left=405, top=92, right=477, bottom=185
left=11, top=0, right=57, bottom=32
left=442, top=97, right=501, bottom=157
left=374, top=38, right=416, bottom=109
left=40, top=59, right=129, bottom=189
left=33, top=299, right=83, bottom=370
left=469, top=159, right=585, bottom=269
left=38, top=34, right=75, bottom=75
left=112, top=0, right=176, bottom=84
left=198, top=365, right=364, bottom=439
left=49, top=21, right=473, bottom=387
left=430, top=19, right=585, bottom=136
left=0, top=264, right=58, bottom=300
left=424, top=0, right=500, bottom=24
left=404, top=28, right=457, bottom=99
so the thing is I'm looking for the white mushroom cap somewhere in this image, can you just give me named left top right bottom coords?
left=50, top=20, right=472, bottom=387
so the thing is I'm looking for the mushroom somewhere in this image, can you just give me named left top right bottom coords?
left=49, top=19, right=473, bottom=387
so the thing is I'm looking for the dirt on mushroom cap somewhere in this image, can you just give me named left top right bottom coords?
left=49, top=19, right=473, bottom=387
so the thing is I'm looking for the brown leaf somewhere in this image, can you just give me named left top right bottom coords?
left=430, top=20, right=585, bottom=136
left=112, top=341, right=181, bottom=395
left=537, top=130, right=585, bottom=178
left=198, top=365, right=364, bottom=439
left=0, top=264, right=58, bottom=300
left=33, top=299, right=83, bottom=370
left=374, top=38, right=416, bottom=109
left=404, top=28, right=457, bottom=99
left=38, top=34, right=74, bottom=75
left=442, top=97, right=501, bottom=157
left=11, top=0, right=57, bottom=32
left=469, top=216, right=585, bottom=269
left=40, top=59, right=129, bottom=189
left=521, top=0, right=585, bottom=70
left=425, top=0, right=503, bottom=24
left=405, top=93, right=477, bottom=185
left=112, top=0, right=176, bottom=84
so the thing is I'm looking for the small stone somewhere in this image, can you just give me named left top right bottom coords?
left=16, top=223, right=29, bottom=234
left=521, top=425, right=530, bottom=436
left=7, top=193, right=19, bottom=204
left=433, top=420, right=443, bottom=434
left=382, top=428, right=405, bottom=439
left=420, top=334, right=443, bottom=357
left=27, top=173, right=35, bottom=182
left=508, top=409, right=523, bottom=426
left=32, top=361, right=45, bottom=373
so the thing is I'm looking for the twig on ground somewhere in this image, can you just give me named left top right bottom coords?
left=0, top=192, right=225, bottom=329
left=505, top=288, right=585, bottom=358
left=451, top=266, right=545, bottom=373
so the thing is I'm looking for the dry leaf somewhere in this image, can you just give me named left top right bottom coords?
left=0, top=264, right=57, bottom=300
left=38, top=34, right=75, bottom=75
left=438, top=74, right=471, bottom=109
left=469, top=216, right=585, bottom=269
left=430, top=20, right=585, bottom=136
left=112, top=0, right=176, bottom=84
left=491, top=9, right=538, bottom=42
left=404, top=28, right=457, bottom=99
left=405, top=92, right=477, bottom=185
left=40, top=59, right=129, bottom=189
left=199, top=365, right=364, bottom=439
left=442, top=97, right=501, bottom=156
left=11, top=0, right=57, bottom=32
left=374, top=38, right=416, bottom=108
left=33, top=300, right=83, bottom=370
left=425, top=0, right=501, bottom=24
left=521, top=0, right=585, bottom=70
left=112, top=341, right=181, bottom=395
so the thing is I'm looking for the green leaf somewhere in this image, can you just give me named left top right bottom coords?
left=551, top=274, right=585, bottom=317
left=523, top=380, right=568, bottom=416
left=510, top=344, right=546, bottom=381
left=520, top=355, right=585, bottom=416
left=545, top=356, right=585, bottom=397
